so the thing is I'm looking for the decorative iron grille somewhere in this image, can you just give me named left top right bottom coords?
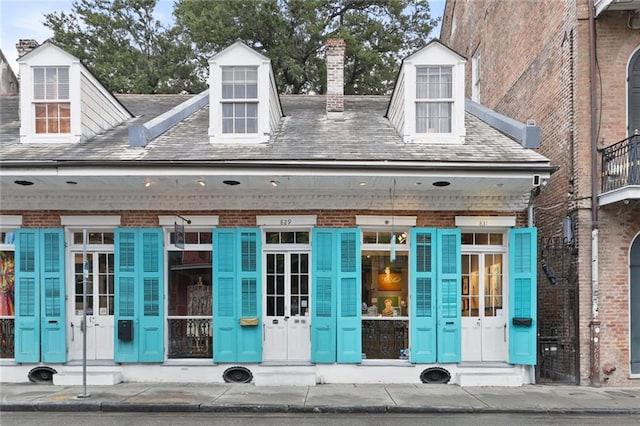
left=168, top=318, right=212, bottom=358
left=537, top=237, right=579, bottom=384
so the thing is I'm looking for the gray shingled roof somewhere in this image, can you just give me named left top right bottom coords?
left=0, top=94, right=550, bottom=168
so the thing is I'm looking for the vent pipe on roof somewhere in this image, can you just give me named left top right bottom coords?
left=16, top=39, right=39, bottom=58
left=326, top=38, right=345, bottom=121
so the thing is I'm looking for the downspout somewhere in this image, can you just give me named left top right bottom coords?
left=588, top=0, right=601, bottom=386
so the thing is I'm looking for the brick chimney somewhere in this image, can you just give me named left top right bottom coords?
left=16, top=39, right=39, bottom=58
left=326, top=38, right=345, bottom=120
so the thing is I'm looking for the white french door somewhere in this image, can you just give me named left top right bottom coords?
left=68, top=252, right=114, bottom=360
left=263, top=251, right=310, bottom=361
left=461, top=252, right=507, bottom=362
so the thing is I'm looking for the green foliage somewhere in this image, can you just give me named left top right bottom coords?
left=44, top=0, right=438, bottom=95
left=44, top=0, right=206, bottom=94
left=174, top=0, right=438, bottom=94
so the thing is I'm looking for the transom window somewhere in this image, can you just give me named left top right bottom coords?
left=416, top=66, right=452, bottom=133
left=265, top=231, right=309, bottom=245
left=461, top=232, right=504, bottom=246
left=221, top=66, right=258, bottom=134
left=33, top=67, right=70, bottom=134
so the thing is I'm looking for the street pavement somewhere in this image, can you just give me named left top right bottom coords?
left=1, top=382, right=640, bottom=414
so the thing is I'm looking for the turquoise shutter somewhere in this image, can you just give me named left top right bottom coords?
left=336, top=229, right=361, bottom=363
left=114, top=229, right=138, bottom=362
left=14, top=230, right=40, bottom=363
left=213, top=229, right=240, bottom=362
left=410, top=229, right=436, bottom=363
left=311, top=229, right=337, bottom=363
left=40, top=229, right=66, bottom=363
left=138, top=229, right=163, bottom=362
left=436, top=229, right=461, bottom=363
left=509, top=227, right=537, bottom=365
left=237, top=229, right=262, bottom=362
left=213, top=229, right=238, bottom=362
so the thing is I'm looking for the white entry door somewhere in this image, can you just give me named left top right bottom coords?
left=68, top=252, right=115, bottom=360
left=461, top=253, right=507, bottom=362
left=263, top=252, right=310, bottom=361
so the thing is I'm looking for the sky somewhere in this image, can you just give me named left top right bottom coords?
left=0, top=0, right=445, bottom=76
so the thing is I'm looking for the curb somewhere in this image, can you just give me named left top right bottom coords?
left=2, top=402, right=640, bottom=414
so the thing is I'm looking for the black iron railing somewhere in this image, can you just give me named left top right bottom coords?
left=167, top=318, right=212, bottom=358
left=601, top=135, right=640, bottom=193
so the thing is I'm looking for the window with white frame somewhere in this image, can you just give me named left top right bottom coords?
left=166, top=229, right=213, bottom=359
left=33, top=67, right=70, bottom=134
left=472, top=49, right=481, bottom=103
left=221, top=66, right=258, bottom=134
left=416, top=65, right=453, bottom=134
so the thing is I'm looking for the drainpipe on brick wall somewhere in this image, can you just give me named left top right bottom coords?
left=588, top=0, right=601, bottom=386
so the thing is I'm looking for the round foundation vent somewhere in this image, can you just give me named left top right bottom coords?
left=28, top=366, right=57, bottom=384
left=420, top=367, right=451, bottom=384
left=222, top=366, right=253, bottom=383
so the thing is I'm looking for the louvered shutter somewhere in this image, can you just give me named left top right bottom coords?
left=138, top=229, right=163, bottom=362
left=410, top=228, right=436, bottom=363
left=508, top=228, right=537, bottom=365
left=436, top=229, right=461, bottom=363
left=311, top=229, right=337, bottom=363
left=237, top=229, right=261, bottom=362
left=213, top=229, right=237, bottom=362
left=336, top=229, right=361, bottom=363
left=40, top=229, right=66, bottom=362
left=114, top=229, right=138, bottom=362
left=14, top=230, right=40, bottom=362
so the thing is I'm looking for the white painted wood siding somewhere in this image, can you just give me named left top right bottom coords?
left=80, top=73, right=130, bottom=138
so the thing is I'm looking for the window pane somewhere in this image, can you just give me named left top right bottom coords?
left=222, top=118, right=233, bottom=133
left=222, top=84, right=233, bottom=99
left=246, top=118, right=257, bottom=133
left=235, top=118, right=245, bottom=133
left=247, top=83, right=257, bottom=98
left=234, top=84, right=246, bottom=99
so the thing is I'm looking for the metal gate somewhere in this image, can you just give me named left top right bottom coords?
left=536, top=236, right=579, bottom=384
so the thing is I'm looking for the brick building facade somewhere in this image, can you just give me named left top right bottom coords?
left=441, top=0, right=640, bottom=386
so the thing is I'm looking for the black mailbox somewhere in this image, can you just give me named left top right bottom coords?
left=512, top=317, right=533, bottom=327
left=118, top=319, right=133, bottom=342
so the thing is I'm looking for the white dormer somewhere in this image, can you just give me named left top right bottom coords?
left=388, top=40, right=466, bottom=144
left=208, top=41, right=282, bottom=144
left=18, top=41, right=131, bottom=144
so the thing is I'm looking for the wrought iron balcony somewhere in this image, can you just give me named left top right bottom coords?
left=601, top=135, right=640, bottom=194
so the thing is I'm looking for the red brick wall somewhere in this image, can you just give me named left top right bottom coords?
left=4, top=209, right=525, bottom=229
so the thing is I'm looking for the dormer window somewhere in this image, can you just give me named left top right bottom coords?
left=221, top=66, right=258, bottom=134
left=416, top=66, right=453, bottom=134
left=33, top=67, right=70, bottom=134
left=208, top=42, right=283, bottom=144
left=387, top=40, right=466, bottom=144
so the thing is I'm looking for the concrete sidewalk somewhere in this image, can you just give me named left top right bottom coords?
left=1, top=382, right=640, bottom=414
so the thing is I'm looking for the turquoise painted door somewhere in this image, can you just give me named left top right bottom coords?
left=508, top=228, right=537, bottom=365
left=14, top=230, right=39, bottom=363
left=237, top=229, right=261, bottom=362
left=14, top=229, right=66, bottom=363
left=212, top=228, right=262, bottom=363
left=410, top=228, right=436, bottom=363
left=336, top=229, right=361, bottom=363
left=138, top=229, right=163, bottom=362
left=114, top=228, right=164, bottom=363
left=213, top=229, right=237, bottom=362
left=114, top=229, right=138, bottom=362
left=436, top=229, right=461, bottom=363
left=40, top=230, right=66, bottom=363
left=311, top=229, right=337, bottom=363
